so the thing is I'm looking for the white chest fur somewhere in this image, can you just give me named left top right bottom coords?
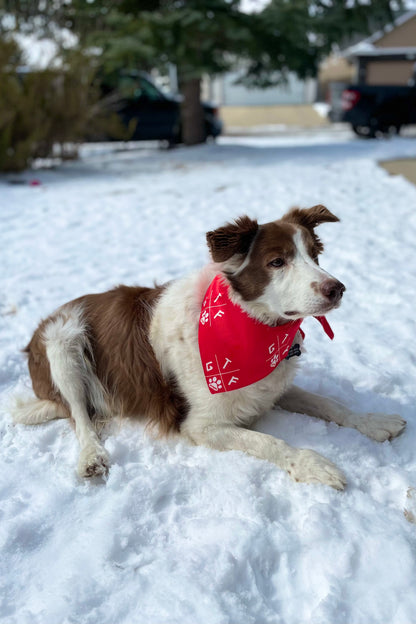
left=149, top=267, right=301, bottom=436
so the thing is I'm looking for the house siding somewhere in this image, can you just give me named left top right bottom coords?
left=366, top=60, right=415, bottom=85
left=374, top=14, right=416, bottom=47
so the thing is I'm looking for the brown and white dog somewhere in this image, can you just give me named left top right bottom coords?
left=14, top=205, right=406, bottom=489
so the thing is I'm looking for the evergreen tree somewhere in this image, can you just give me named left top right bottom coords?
left=3, top=0, right=402, bottom=146
left=102, top=0, right=400, bottom=144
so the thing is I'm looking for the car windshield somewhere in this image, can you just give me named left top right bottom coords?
left=118, top=75, right=163, bottom=101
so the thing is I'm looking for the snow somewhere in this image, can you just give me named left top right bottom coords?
left=8, top=26, right=78, bottom=70
left=313, top=102, right=330, bottom=118
left=1, top=127, right=416, bottom=624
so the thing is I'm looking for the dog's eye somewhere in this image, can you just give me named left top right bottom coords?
left=268, top=258, right=285, bottom=268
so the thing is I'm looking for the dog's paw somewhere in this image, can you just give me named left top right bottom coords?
left=78, top=444, right=110, bottom=478
left=356, top=413, right=406, bottom=442
left=288, top=449, right=346, bottom=490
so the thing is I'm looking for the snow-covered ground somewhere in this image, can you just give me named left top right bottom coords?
left=1, top=127, right=416, bottom=624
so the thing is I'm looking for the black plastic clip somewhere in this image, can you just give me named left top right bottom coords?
left=285, top=343, right=302, bottom=360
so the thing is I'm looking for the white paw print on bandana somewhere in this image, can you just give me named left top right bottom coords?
left=270, top=353, right=280, bottom=367
left=200, top=310, right=209, bottom=325
left=208, top=376, right=222, bottom=392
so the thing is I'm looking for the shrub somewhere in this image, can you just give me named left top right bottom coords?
left=0, top=40, right=127, bottom=172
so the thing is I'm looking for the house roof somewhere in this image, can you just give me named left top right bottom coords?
left=343, top=10, right=416, bottom=59
left=365, top=9, right=416, bottom=45
left=345, top=46, right=416, bottom=59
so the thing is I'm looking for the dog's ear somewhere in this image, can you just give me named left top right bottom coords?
left=282, top=205, right=339, bottom=257
left=206, top=216, right=259, bottom=262
left=282, top=205, right=339, bottom=229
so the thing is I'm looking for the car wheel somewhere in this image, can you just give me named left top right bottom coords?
left=390, top=124, right=401, bottom=136
left=352, top=124, right=376, bottom=139
left=377, top=124, right=401, bottom=138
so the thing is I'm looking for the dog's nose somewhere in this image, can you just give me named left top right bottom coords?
left=320, top=279, right=345, bottom=304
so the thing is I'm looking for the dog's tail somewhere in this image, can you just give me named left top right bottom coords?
left=12, top=397, right=69, bottom=425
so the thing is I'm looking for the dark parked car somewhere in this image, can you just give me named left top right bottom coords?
left=341, top=83, right=416, bottom=137
left=95, top=71, right=222, bottom=144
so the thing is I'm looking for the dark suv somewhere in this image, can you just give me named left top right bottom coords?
left=98, top=71, right=222, bottom=144
left=340, top=84, right=416, bottom=138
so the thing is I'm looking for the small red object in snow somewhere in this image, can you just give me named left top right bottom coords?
left=29, top=179, right=42, bottom=186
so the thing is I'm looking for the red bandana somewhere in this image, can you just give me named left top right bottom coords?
left=198, top=275, right=334, bottom=394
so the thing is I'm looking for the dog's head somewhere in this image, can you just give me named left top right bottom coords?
left=206, top=205, right=345, bottom=324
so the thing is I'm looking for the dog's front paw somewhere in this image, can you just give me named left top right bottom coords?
left=78, top=444, right=110, bottom=478
left=356, top=413, right=406, bottom=442
left=288, top=449, right=346, bottom=490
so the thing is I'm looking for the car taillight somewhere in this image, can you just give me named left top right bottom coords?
left=341, top=89, right=361, bottom=111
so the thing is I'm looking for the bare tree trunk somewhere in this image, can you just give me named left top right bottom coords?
left=180, top=77, right=205, bottom=146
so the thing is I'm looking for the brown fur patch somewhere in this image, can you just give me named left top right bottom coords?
left=282, top=205, right=339, bottom=258
left=207, top=215, right=259, bottom=262
left=282, top=205, right=340, bottom=229
left=310, top=281, right=321, bottom=294
left=80, top=286, right=188, bottom=435
left=300, top=229, right=321, bottom=264
left=24, top=323, right=69, bottom=414
left=226, top=221, right=297, bottom=301
left=25, top=285, right=188, bottom=436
